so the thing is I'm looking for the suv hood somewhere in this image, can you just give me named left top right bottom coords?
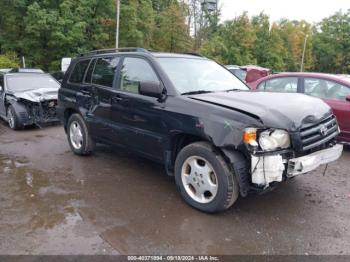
left=10, top=87, right=58, bottom=103
left=189, top=91, right=331, bottom=131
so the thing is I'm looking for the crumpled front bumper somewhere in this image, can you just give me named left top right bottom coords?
left=251, top=144, right=343, bottom=186
left=287, top=144, right=343, bottom=176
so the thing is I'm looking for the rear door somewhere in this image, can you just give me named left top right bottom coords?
left=302, top=77, right=350, bottom=141
left=66, top=58, right=92, bottom=115
left=88, top=56, right=121, bottom=142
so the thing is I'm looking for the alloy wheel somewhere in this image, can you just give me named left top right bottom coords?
left=69, top=121, right=84, bottom=150
left=7, top=109, right=14, bottom=129
left=181, top=156, right=218, bottom=204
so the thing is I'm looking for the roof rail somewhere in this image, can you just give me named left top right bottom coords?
left=180, top=52, right=204, bottom=57
left=78, top=47, right=150, bottom=57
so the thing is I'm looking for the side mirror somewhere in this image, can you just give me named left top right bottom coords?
left=139, top=81, right=164, bottom=99
left=346, top=95, right=350, bottom=102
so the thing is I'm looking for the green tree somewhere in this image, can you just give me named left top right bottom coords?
left=251, top=13, right=271, bottom=67
left=0, top=0, right=30, bottom=55
left=0, top=52, right=20, bottom=68
left=155, top=3, right=192, bottom=52
left=276, top=19, right=314, bottom=71
left=199, top=35, right=227, bottom=63
left=119, top=0, right=155, bottom=48
left=201, top=12, right=256, bottom=65
left=0, top=0, right=116, bottom=71
left=0, top=1, right=348, bottom=74
left=313, top=10, right=350, bottom=73
left=267, top=23, right=287, bottom=71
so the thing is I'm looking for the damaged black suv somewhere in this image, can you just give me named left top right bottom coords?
left=0, top=71, right=60, bottom=129
left=57, top=48, right=343, bottom=213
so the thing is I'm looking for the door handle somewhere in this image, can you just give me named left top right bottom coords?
left=112, top=96, right=123, bottom=103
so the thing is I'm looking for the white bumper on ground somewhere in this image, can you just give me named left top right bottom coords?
left=251, top=144, right=343, bottom=186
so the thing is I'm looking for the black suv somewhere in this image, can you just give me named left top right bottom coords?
left=57, top=48, right=343, bottom=213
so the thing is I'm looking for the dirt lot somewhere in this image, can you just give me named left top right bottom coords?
left=0, top=123, right=349, bottom=255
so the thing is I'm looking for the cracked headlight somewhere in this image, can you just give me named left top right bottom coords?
left=259, top=129, right=290, bottom=151
left=243, top=128, right=290, bottom=151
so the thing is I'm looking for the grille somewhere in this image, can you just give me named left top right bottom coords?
left=41, top=100, right=58, bottom=120
left=300, top=114, right=338, bottom=151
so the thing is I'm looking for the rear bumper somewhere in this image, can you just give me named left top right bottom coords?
left=287, top=144, right=343, bottom=176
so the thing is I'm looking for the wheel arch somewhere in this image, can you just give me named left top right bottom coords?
left=63, top=108, right=81, bottom=131
left=169, top=135, right=250, bottom=197
left=220, top=148, right=250, bottom=197
left=165, top=133, right=213, bottom=176
left=6, top=101, right=28, bottom=126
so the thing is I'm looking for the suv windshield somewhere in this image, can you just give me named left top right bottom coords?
left=6, top=74, right=60, bottom=92
left=158, top=58, right=249, bottom=94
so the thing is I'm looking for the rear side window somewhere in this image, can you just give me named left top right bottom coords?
left=69, top=60, right=90, bottom=83
left=304, top=78, right=350, bottom=101
left=258, top=77, right=298, bottom=93
left=92, top=57, right=119, bottom=88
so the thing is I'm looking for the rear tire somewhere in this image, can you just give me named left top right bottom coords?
left=7, top=105, right=21, bottom=130
left=174, top=142, right=239, bottom=213
left=67, top=113, right=95, bottom=155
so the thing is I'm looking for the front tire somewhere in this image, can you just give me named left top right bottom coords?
left=7, top=105, right=21, bottom=130
left=174, top=142, right=239, bottom=213
left=67, top=113, right=95, bottom=155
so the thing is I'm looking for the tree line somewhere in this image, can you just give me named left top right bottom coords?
left=0, top=0, right=349, bottom=74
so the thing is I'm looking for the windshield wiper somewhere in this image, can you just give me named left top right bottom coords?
left=181, top=90, right=213, bottom=95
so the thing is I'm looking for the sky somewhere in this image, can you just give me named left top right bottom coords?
left=220, top=0, right=350, bottom=23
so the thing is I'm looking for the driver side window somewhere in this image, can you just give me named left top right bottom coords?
left=119, top=57, right=159, bottom=94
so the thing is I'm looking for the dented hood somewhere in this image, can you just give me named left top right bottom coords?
left=189, top=91, right=332, bottom=131
left=11, top=87, right=58, bottom=103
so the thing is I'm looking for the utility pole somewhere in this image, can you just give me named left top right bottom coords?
left=300, top=33, right=308, bottom=72
left=116, top=0, right=120, bottom=48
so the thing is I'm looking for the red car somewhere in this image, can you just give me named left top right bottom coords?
left=226, top=65, right=271, bottom=83
left=249, top=72, right=350, bottom=143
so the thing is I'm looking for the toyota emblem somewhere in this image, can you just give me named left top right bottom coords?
left=320, top=125, right=328, bottom=136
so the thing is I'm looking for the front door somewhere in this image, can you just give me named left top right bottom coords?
left=110, top=56, right=166, bottom=161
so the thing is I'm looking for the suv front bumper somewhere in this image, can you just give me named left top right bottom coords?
left=287, top=144, right=343, bottom=176
left=251, top=144, right=343, bottom=186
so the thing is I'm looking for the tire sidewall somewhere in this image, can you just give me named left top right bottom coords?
left=67, top=114, right=90, bottom=155
left=7, top=105, right=19, bottom=130
left=175, top=143, right=234, bottom=213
